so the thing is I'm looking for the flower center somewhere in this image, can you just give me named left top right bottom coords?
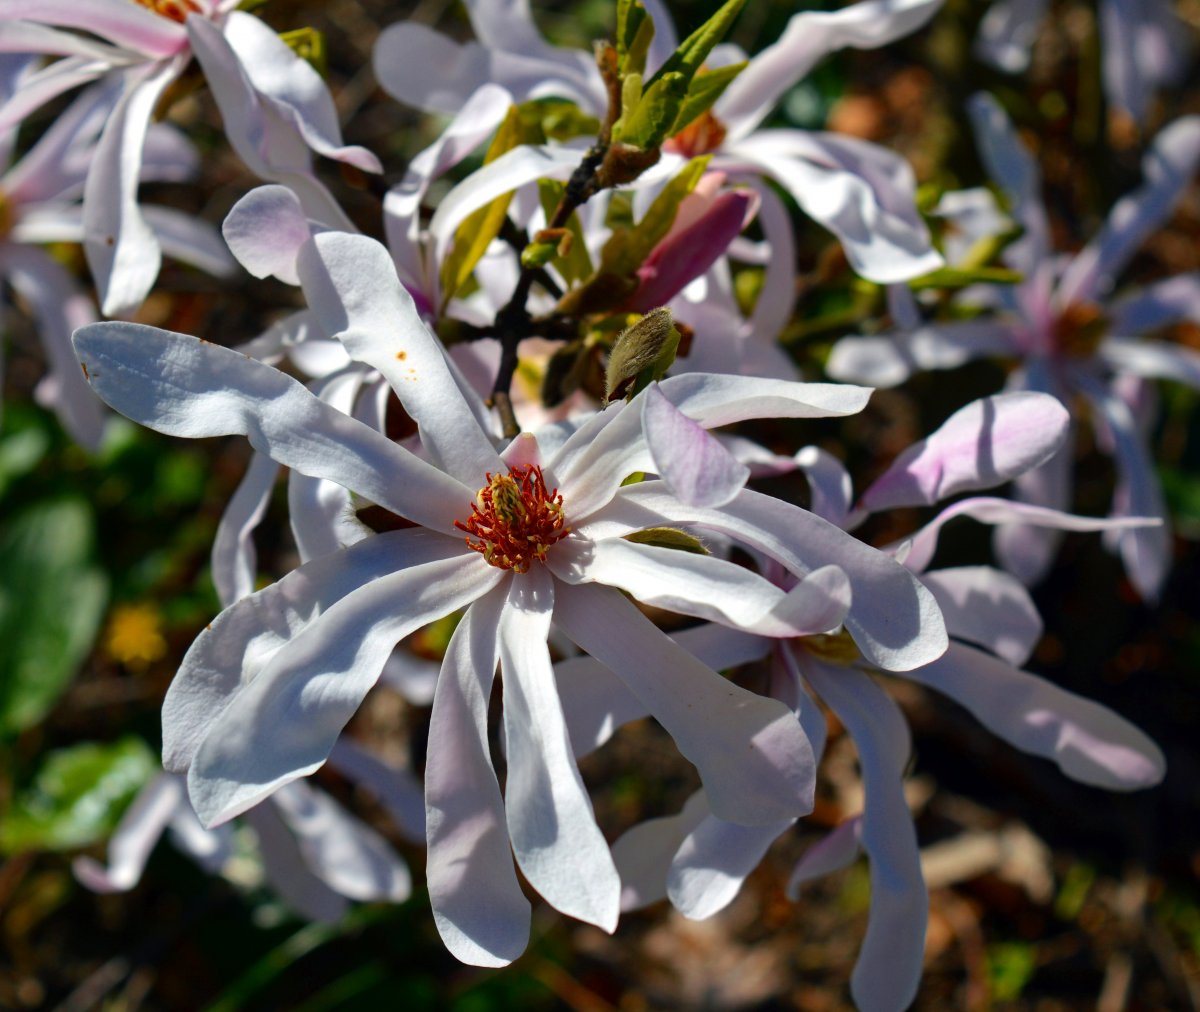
left=799, top=629, right=861, bottom=666
left=1053, top=302, right=1108, bottom=358
left=665, top=109, right=728, bottom=158
left=455, top=465, right=569, bottom=573
left=133, top=0, right=202, bottom=23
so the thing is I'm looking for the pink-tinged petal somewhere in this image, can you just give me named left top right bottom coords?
left=271, top=780, right=411, bottom=902
left=920, top=566, right=1042, bottom=667
left=903, top=495, right=1155, bottom=574
left=794, top=446, right=853, bottom=527
left=425, top=584, right=531, bottom=965
left=187, top=553, right=497, bottom=827
left=974, top=0, right=1047, bottom=72
left=500, top=569, right=620, bottom=930
left=211, top=451, right=278, bottom=607
left=748, top=180, right=798, bottom=345
left=0, top=20, right=130, bottom=61
left=164, top=529, right=470, bottom=774
left=0, top=53, right=106, bottom=138
left=84, top=60, right=181, bottom=316
left=966, top=92, right=1050, bottom=273
left=611, top=792, right=709, bottom=911
left=327, top=738, right=425, bottom=844
left=297, top=232, right=502, bottom=485
left=862, top=392, right=1069, bottom=512
left=1101, top=334, right=1200, bottom=390
left=786, top=817, right=864, bottom=899
left=373, top=21, right=601, bottom=117
left=0, top=244, right=105, bottom=449
left=716, top=0, right=943, bottom=138
left=629, top=190, right=756, bottom=312
left=428, top=144, right=581, bottom=264
left=1099, top=0, right=1188, bottom=121
left=554, top=375, right=871, bottom=523
left=555, top=581, right=816, bottom=826
left=72, top=323, right=470, bottom=532
left=904, top=642, right=1166, bottom=789
left=142, top=205, right=236, bottom=278
left=73, top=773, right=183, bottom=893
left=1107, top=275, right=1200, bottom=336
left=1058, top=115, right=1200, bottom=306
left=557, top=623, right=771, bottom=758
left=0, top=0, right=185, bottom=56
left=642, top=383, right=750, bottom=508
left=222, top=12, right=380, bottom=173
left=827, top=320, right=1019, bottom=387
left=1078, top=374, right=1171, bottom=602
left=222, top=184, right=313, bottom=284
left=728, top=131, right=942, bottom=283
left=241, top=803, right=346, bottom=922
left=803, top=659, right=926, bottom=1012
left=598, top=484, right=948, bottom=672
left=668, top=802, right=794, bottom=920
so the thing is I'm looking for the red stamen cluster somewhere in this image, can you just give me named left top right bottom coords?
left=455, top=465, right=569, bottom=573
left=134, top=0, right=203, bottom=24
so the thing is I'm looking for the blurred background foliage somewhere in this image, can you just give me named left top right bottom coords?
left=1, top=0, right=1200, bottom=1009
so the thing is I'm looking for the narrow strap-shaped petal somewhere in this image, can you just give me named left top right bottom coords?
left=557, top=622, right=772, bottom=758
left=73, top=773, right=184, bottom=892
left=1099, top=0, right=1188, bottom=121
left=327, top=738, right=425, bottom=844
left=72, top=322, right=472, bottom=532
left=793, top=445, right=853, bottom=527
left=611, top=791, right=709, bottom=911
left=500, top=569, right=621, bottom=931
left=211, top=450, right=278, bottom=606
left=0, top=53, right=107, bottom=138
left=903, top=642, right=1166, bottom=789
left=141, top=205, right=236, bottom=278
left=716, top=0, right=943, bottom=139
left=861, top=392, right=1069, bottom=511
left=920, top=566, right=1042, bottom=667
left=271, top=780, right=411, bottom=902
left=1100, top=334, right=1200, bottom=390
left=163, top=529, right=471, bottom=773
left=786, top=817, right=864, bottom=899
left=826, top=320, right=1019, bottom=388
left=426, top=582, right=532, bottom=966
left=596, top=484, right=947, bottom=671
left=222, top=184, right=315, bottom=284
left=1058, top=115, right=1200, bottom=306
left=1106, top=275, right=1200, bottom=336
left=0, top=0, right=185, bottom=56
left=973, top=0, right=1047, bottom=73
left=297, top=232, right=503, bottom=485
left=554, top=581, right=816, bottom=826
left=83, top=58, right=180, bottom=316
left=242, top=803, right=347, bottom=922
left=188, top=553, right=498, bottom=826
left=803, top=660, right=926, bottom=1012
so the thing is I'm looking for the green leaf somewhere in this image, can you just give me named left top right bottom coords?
left=439, top=106, right=542, bottom=307
left=0, top=737, right=157, bottom=853
left=671, top=61, right=747, bottom=135
left=517, top=98, right=599, bottom=142
left=0, top=424, right=51, bottom=499
left=0, top=499, right=108, bottom=736
left=907, top=265, right=1024, bottom=291
left=278, top=27, right=326, bottom=75
left=537, top=180, right=593, bottom=285
left=623, top=527, right=710, bottom=555
left=645, top=0, right=747, bottom=91
left=614, top=70, right=687, bottom=149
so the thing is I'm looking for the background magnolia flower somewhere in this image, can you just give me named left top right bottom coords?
left=553, top=391, right=1164, bottom=1012
left=829, top=94, right=1200, bottom=601
left=0, top=1, right=378, bottom=314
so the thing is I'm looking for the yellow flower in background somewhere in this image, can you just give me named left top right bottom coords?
left=104, top=604, right=168, bottom=670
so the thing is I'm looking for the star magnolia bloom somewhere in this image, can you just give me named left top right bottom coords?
left=554, top=393, right=1164, bottom=1012
left=976, top=0, right=1189, bottom=123
left=72, top=230, right=949, bottom=965
left=0, top=65, right=232, bottom=447
left=0, top=0, right=378, bottom=314
left=373, top=0, right=945, bottom=286
left=829, top=95, right=1200, bottom=601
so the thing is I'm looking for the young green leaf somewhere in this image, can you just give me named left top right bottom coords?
left=645, top=0, right=747, bottom=90
left=670, top=61, right=747, bottom=136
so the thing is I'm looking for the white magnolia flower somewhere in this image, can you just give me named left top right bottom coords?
left=0, top=0, right=378, bottom=314
left=829, top=95, right=1200, bottom=600
left=72, top=230, right=950, bottom=965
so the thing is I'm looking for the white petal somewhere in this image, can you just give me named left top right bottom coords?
left=786, top=818, right=864, bottom=898
left=611, top=791, right=709, bottom=911
left=327, top=738, right=426, bottom=844
left=826, top=321, right=1019, bottom=387
left=500, top=569, right=620, bottom=930
left=793, top=445, right=853, bottom=527
left=211, top=450, right=278, bottom=607
left=73, top=773, right=183, bottom=893
left=426, top=583, right=532, bottom=966
left=242, top=803, right=347, bottom=922
left=222, top=184, right=314, bottom=284
left=920, top=566, right=1042, bottom=667
left=554, top=581, right=816, bottom=826
left=905, top=642, right=1166, bottom=789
